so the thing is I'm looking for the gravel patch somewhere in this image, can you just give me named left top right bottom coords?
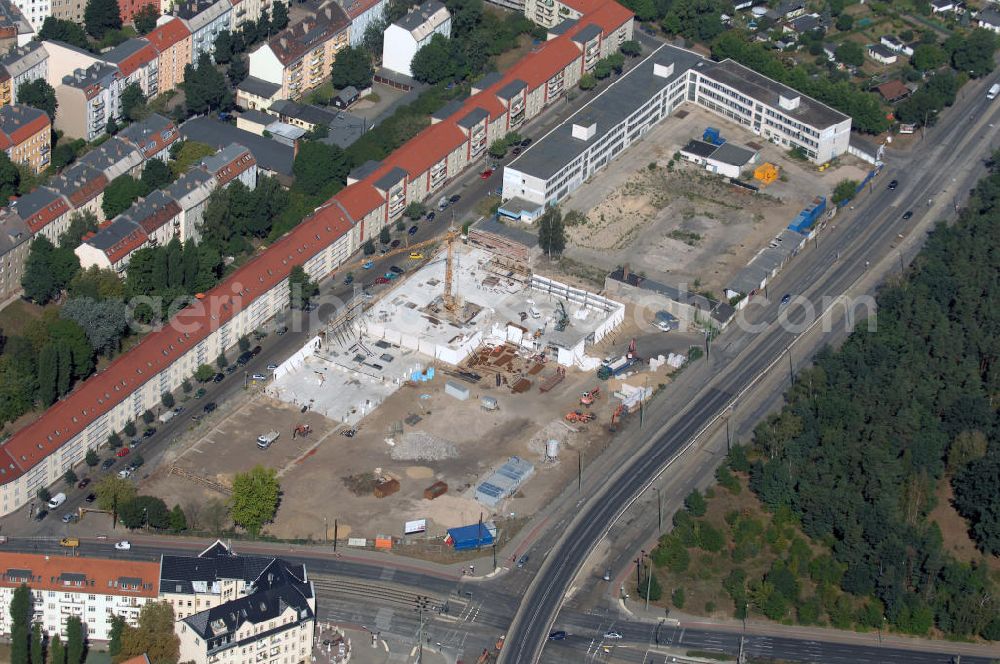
left=390, top=431, right=458, bottom=461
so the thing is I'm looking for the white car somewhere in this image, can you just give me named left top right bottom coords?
left=603, top=632, right=622, bottom=640
left=114, top=540, right=131, bottom=550
left=117, top=468, right=132, bottom=479
left=251, top=373, right=268, bottom=381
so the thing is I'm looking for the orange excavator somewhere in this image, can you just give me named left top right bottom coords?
left=580, top=387, right=600, bottom=406
left=609, top=403, right=627, bottom=432
left=566, top=410, right=596, bottom=423
left=292, top=424, right=312, bottom=439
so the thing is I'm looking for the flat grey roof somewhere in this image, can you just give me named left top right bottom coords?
left=180, top=117, right=294, bottom=176
left=472, top=215, right=537, bottom=247
left=699, top=59, right=849, bottom=128
left=349, top=160, right=382, bottom=181
left=572, top=23, right=602, bottom=43
left=374, top=166, right=407, bottom=190
left=681, top=139, right=718, bottom=159
left=709, top=142, right=756, bottom=166
left=472, top=71, right=502, bottom=93
left=239, top=109, right=273, bottom=126
left=457, top=107, right=488, bottom=129
left=431, top=99, right=463, bottom=121
left=507, top=45, right=705, bottom=181
left=496, top=79, right=526, bottom=100
left=548, top=18, right=577, bottom=35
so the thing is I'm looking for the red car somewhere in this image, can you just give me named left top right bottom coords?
left=480, top=169, right=493, bottom=179
left=77, top=478, right=90, bottom=489
left=374, top=276, right=390, bottom=285
left=115, top=448, right=130, bottom=457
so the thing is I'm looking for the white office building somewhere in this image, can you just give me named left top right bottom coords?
left=502, top=45, right=851, bottom=210
left=381, top=0, right=451, bottom=77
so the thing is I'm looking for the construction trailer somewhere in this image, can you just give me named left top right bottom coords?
left=445, top=522, right=496, bottom=550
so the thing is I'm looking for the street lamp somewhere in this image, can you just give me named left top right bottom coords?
left=414, top=595, right=432, bottom=663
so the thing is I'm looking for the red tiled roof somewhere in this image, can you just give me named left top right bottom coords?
left=505, top=37, right=582, bottom=89
left=147, top=18, right=191, bottom=53
left=876, top=80, right=910, bottom=101
left=22, top=195, right=70, bottom=235
left=380, top=121, right=468, bottom=182
left=134, top=200, right=181, bottom=235
left=341, top=0, right=384, bottom=19
left=0, top=200, right=355, bottom=481
left=104, top=225, right=149, bottom=264
left=334, top=181, right=384, bottom=220
left=266, top=4, right=350, bottom=67
left=67, top=173, right=109, bottom=208
left=574, top=0, right=632, bottom=31
left=0, top=107, right=49, bottom=151
left=0, top=553, right=159, bottom=597
left=213, top=151, right=257, bottom=186
left=116, top=42, right=159, bottom=78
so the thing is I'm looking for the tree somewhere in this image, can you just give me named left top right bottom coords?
left=115, top=602, right=179, bottom=664
left=141, top=409, right=154, bottom=425
left=17, top=80, right=58, bottom=120
left=684, top=489, right=707, bottom=516
left=948, top=431, right=988, bottom=471
left=911, top=43, right=947, bottom=71
left=182, top=378, right=193, bottom=394
left=59, top=210, right=99, bottom=248
left=133, top=3, right=158, bottom=33
left=832, top=179, right=858, bottom=204
left=214, top=30, right=234, bottom=64
left=168, top=504, right=188, bottom=532
left=363, top=238, right=375, bottom=255
left=405, top=201, right=426, bottom=219
left=953, top=455, right=1000, bottom=554
left=670, top=586, right=684, bottom=608
left=106, top=115, right=120, bottom=136
left=123, top=420, right=137, bottom=437
left=37, top=344, right=59, bottom=406
left=108, top=616, right=125, bottom=659
left=195, top=364, right=215, bottom=382
left=61, top=297, right=129, bottom=356
left=10, top=584, right=32, bottom=664
left=228, top=54, right=249, bottom=87
left=835, top=13, right=853, bottom=31
left=49, top=635, right=64, bottom=664
left=238, top=335, right=251, bottom=352
left=292, top=141, right=348, bottom=195
left=945, top=28, right=997, bottom=77
left=362, top=18, right=386, bottom=55
left=37, top=487, right=51, bottom=504
left=85, top=448, right=99, bottom=467
left=640, top=571, right=663, bottom=601
left=121, top=83, right=146, bottom=122
left=30, top=623, right=42, bottom=664
left=0, top=151, right=20, bottom=202
left=141, top=158, right=172, bottom=191
left=835, top=41, right=864, bottom=67
left=84, top=0, right=121, bottom=39
left=229, top=465, right=280, bottom=536
left=108, top=432, right=123, bottom=449
left=94, top=475, right=137, bottom=513
left=537, top=207, right=565, bottom=257
left=182, top=54, right=233, bottom=115
left=65, top=616, right=84, bottom=664
left=331, top=46, right=374, bottom=90
left=620, top=40, right=641, bottom=57
left=271, top=0, right=288, bottom=30
left=37, top=16, right=89, bottom=50
left=119, top=495, right=169, bottom=529
left=161, top=391, right=175, bottom=409
left=23, top=236, right=79, bottom=304
left=379, top=225, right=391, bottom=244
left=288, top=265, right=318, bottom=310
left=411, top=33, right=458, bottom=83
left=578, top=73, right=597, bottom=90
left=102, top=174, right=147, bottom=220
left=64, top=469, right=78, bottom=486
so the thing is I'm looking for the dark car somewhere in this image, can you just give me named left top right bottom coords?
left=888, top=179, right=898, bottom=190
left=203, top=402, right=217, bottom=414
left=426, top=212, right=436, bottom=222
left=408, top=225, right=418, bottom=235
left=780, top=293, right=791, bottom=306
left=521, top=138, right=532, bottom=147
left=512, top=147, right=522, bottom=156
left=34, top=509, right=48, bottom=521
left=548, top=631, right=567, bottom=641
left=237, top=352, right=253, bottom=366
left=390, top=239, right=401, bottom=248
left=225, top=364, right=238, bottom=374
left=390, top=265, right=404, bottom=274
left=101, top=458, right=116, bottom=470
left=344, top=274, right=354, bottom=285
left=902, top=210, right=913, bottom=220
left=84, top=493, right=96, bottom=503
left=250, top=345, right=262, bottom=357
left=449, top=194, right=460, bottom=203
left=142, top=428, right=156, bottom=438
left=213, top=372, right=224, bottom=382
left=276, top=325, right=288, bottom=335
left=77, top=477, right=91, bottom=489
left=516, top=554, right=529, bottom=568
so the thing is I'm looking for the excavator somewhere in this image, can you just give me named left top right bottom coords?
left=565, top=410, right=596, bottom=423
left=580, top=387, right=600, bottom=406
left=609, top=403, right=628, bottom=432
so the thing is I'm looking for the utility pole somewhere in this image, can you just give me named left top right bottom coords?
left=414, top=595, right=431, bottom=664
left=577, top=450, right=582, bottom=492
left=635, top=550, right=644, bottom=592
left=787, top=349, right=794, bottom=384
left=655, top=487, right=662, bottom=533
left=333, top=519, right=338, bottom=552
left=644, top=554, right=653, bottom=611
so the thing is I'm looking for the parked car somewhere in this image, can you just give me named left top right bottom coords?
left=250, top=345, right=262, bottom=357
left=780, top=293, right=791, bottom=306
left=203, top=402, right=217, bottom=414
left=116, top=447, right=130, bottom=457
left=390, top=265, right=404, bottom=274
left=115, top=540, right=131, bottom=551
left=409, top=252, right=424, bottom=260
left=213, top=372, right=224, bottom=382
left=374, top=276, right=390, bottom=285
left=142, top=428, right=156, bottom=438
left=101, top=459, right=116, bottom=470
left=34, top=510, right=48, bottom=521
left=520, top=138, right=532, bottom=147
left=276, top=325, right=288, bottom=335
left=426, top=212, right=436, bottom=222
left=117, top=468, right=132, bottom=479
left=604, top=632, right=622, bottom=640
left=449, top=194, right=460, bottom=203
left=480, top=169, right=493, bottom=179
left=225, top=364, right=238, bottom=374
left=195, top=387, right=207, bottom=397
left=61, top=513, right=76, bottom=523
left=251, top=373, right=267, bottom=381
left=384, top=272, right=398, bottom=280
left=548, top=631, right=567, bottom=641
left=512, top=147, right=522, bottom=156
left=390, top=239, right=401, bottom=248
left=84, top=493, right=96, bottom=503
left=344, top=274, right=354, bottom=285
left=516, top=554, right=529, bottom=568
left=888, top=179, right=898, bottom=190
left=902, top=210, right=913, bottom=220
left=408, top=225, right=418, bottom=235
left=266, top=363, right=278, bottom=370
left=363, top=260, right=375, bottom=269
left=77, top=478, right=90, bottom=489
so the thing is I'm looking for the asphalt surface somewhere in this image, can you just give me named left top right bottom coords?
left=499, top=75, right=1000, bottom=663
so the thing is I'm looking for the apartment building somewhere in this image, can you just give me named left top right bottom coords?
left=200, top=142, right=257, bottom=189
left=162, top=541, right=315, bottom=664
left=9, top=0, right=48, bottom=32
left=0, top=104, right=51, bottom=174
left=0, top=42, right=48, bottom=107
left=104, top=38, right=161, bottom=98
left=502, top=45, right=851, bottom=210
left=118, top=0, right=157, bottom=23
left=41, top=40, right=101, bottom=88
left=55, top=62, right=126, bottom=141
left=0, top=0, right=635, bottom=515
left=164, top=167, right=214, bottom=239
left=8, top=185, right=71, bottom=243
left=0, top=553, right=160, bottom=640
left=147, top=19, right=192, bottom=94
left=0, top=205, right=32, bottom=301
left=0, top=0, right=33, bottom=51
left=176, top=0, right=233, bottom=62
left=119, top=113, right=180, bottom=162
left=48, top=161, right=108, bottom=220
left=248, top=2, right=350, bottom=100
left=50, top=0, right=83, bottom=23
left=382, top=0, right=450, bottom=78
left=340, top=0, right=385, bottom=46
left=78, top=136, right=146, bottom=181
left=523, top=0, right=594, bottom=29
left=230, top=0, right=270, bottom=32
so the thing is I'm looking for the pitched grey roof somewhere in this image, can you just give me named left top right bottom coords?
left=431, top=99, right=463, bottom=121
left=374, top=166, right=407, bottom=190
left=0, top=43, right=47, bottom=79
left=681, top=139, right=718, bottom=159
left=10, top=187, right=66, bottom=220
left=165, top=168, right=214, bottom=207
left=348, top=160, right=381, bottom=181
left=571, top=23, right=602, bottom=44
left=180, top=116, right=294, bottom=176
left=457, top=107, right=489, bottom=129
left=709, top=142, right=756, bottom=166
left=0, top=208, right=31, bottom=257
left=103, top=38, right=150, bottom=65
left=548, top=18, right=577, bottom=35
left=396, top=0, right=447, bottom=32
left=182, top=581, right=313, bottom=648
left=86, top=217, right=143, bottom=251
left=79, top=137, right=144, bottom=177
left=472, top=71, right=502, bottom=93
left=237, top=76, right=282, bottom=99
left=496, top=79, right=526, bottom=101
left=238, top=109, right=273, bottom=126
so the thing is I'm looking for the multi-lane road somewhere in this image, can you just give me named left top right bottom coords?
left=501, top=73, right=1000, bottom=663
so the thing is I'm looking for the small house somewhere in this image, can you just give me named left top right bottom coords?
left=876, top=80, right=911, bottom=103
left=867, top=44, right=898, bottom=65
left=332, top=85, right=359, bottom=109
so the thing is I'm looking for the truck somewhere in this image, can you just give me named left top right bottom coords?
left=257, top=430, right=280, bottom=449
left=988, top=83, right=1000, bottom=100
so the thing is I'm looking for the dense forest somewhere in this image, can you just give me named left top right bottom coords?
left=743, top=155, right=1000, bottom=638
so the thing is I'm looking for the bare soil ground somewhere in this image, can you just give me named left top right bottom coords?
left=557, top=106, right=869, bottom=297
left=929, top=477, right=1000, bottom=572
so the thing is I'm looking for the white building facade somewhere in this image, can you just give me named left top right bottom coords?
left=381, top=0, right=451, bottom=77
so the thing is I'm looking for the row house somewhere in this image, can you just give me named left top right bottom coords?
left=0, top=205, right=31, bottom=302
left=55, top=63, right=126, bottom=141
left=0, top=104, right=51, bottom=174
left=146, top=18, right=193, bottom=94
left=0, top=42, right=48, bottom=107
left=176, top=0, right=233, bottom=62
left=104, top=38, right=161, bottom=98
left=247, top=3, right=350, bottom=101
left=0, top=553, right=160, bottom=641
left=230, top=0, right=270, bottom=32
left=79, top=136, right=147, bottom=183
left=9, top=186, right=71, bottom=244
left=48, top=162, right=108, bottom=220
left=119, top=112, right=181, bottom=162
left=200, top=142, right=258, bottom=189
left=0, top=0, right=634, bottom=516
left=341, top=0, right=385, bottom=47
left=74, top=216, right=150, bottom=272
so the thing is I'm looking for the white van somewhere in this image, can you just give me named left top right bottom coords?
left=47, top=493, right=66, bottom=510
left=988, top=83, right=1000, bottom=100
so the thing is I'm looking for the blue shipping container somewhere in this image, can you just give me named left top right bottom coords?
left=788, top=196, right=826, bottom=234
left=446, top=523, right=495, bottom=551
